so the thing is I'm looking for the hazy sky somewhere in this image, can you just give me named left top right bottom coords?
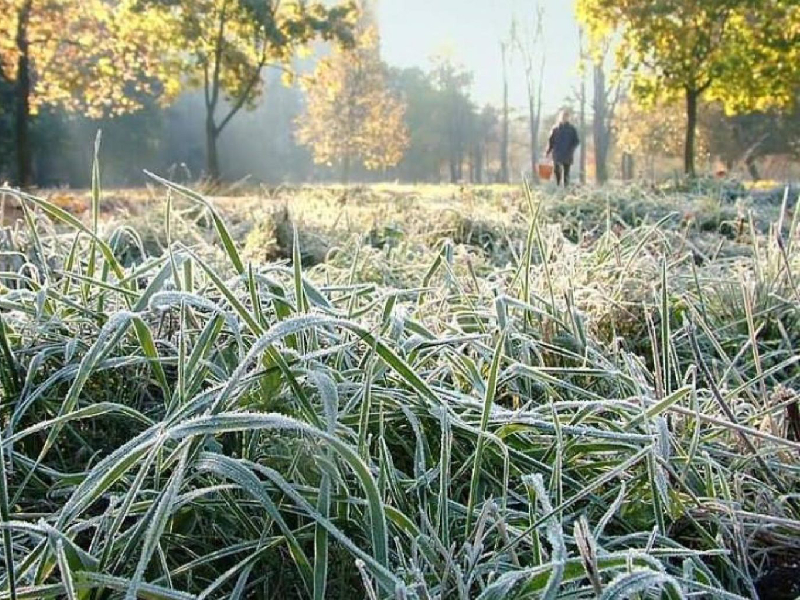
left=379, top=0, right=582, bottom=115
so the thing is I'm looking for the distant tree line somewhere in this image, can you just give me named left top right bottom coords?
left=1, top=0, right=798, bottom=187
left=0, top=0, right=513, bottom=187
left=0, top=3, right=519, bottom=188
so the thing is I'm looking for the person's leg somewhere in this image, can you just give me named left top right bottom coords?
left=554, top=163, right=563, bottom=186
left=563, top=163, right=571, bottom=187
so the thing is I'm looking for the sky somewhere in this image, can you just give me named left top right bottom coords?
left=378, top=0, right=582, bottom=115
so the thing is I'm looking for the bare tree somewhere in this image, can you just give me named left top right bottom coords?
left=591, top=40, right=623, bottom=184
left=512, top=3, right=546, bottom=183
left=578, top=28, right=588, bottom=184
left=499, top=40, right=510, bottom=184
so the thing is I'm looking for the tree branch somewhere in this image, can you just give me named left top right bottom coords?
left=209, top=0, right=229, bottom=111
left=697, top=78, right=713, bottom=94
left=606, top=79, right=623, bottom=129
left=215, top=53, right=270, bottom=136
left=741, top=133, right=769, bottom=164
left=203, top=61, right=211, bottom=112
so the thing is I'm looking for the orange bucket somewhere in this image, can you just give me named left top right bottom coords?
left=538, top=163, right=553, bottom=180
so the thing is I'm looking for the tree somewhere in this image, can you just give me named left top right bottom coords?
left=296, top=26, right=408, bottom=183
left=591, top=41, right=623, bottom=184
left=389, top=65, right=493, bottom=184
left=0, top=77, right=14, bottom=180
left=141, top=0, right=357, bottom=181
left=577, top=0, right=800, bottom=177
left=511, top=3, right=545, bottom=183
left=499, top=40, right=510, bottom=184
left=617, top=94, right=800, bottom=182
left=0, top=0, right=171, bottom=186
left=430, top=54, right=474, bottom=183
left=701, top=101, right=800, bottom=180
left=471, top=105, right=498, bottom=184
left=389, top=67, right=446, bottom=182
left=616, top=96, right=712, bottom=180
left=578, top=27, right=588, bottom=184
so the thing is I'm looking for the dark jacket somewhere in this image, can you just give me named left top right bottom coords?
left=547, top=122, right=580, bottom=165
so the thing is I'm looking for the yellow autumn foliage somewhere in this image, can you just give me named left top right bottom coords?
left=296, top=26, right=409, bottom=176
left=0, top=0, right=178, bottom=118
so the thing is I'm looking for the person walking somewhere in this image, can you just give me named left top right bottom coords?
left=546, top=109, right=580, bottom=187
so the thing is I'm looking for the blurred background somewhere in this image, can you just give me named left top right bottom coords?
left=0, top=0, right=797, bottom=188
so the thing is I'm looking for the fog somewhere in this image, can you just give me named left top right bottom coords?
left=3, top=0, right=796, bottom=188
left=379, top=0, right=581, bottom=112
left=6, top=0, right=585, bottom=188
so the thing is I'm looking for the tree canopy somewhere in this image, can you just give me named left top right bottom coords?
left=133, top=0, right=357, bottom=180
left=577, top=0, right=800, bottom=176
left=0, top=0, right=173, bottom=184
left=296, top=27, right=408, bottom=183
left=429, top=54, right=476, bottom=183
left=0, top=0, right=172, bottom=116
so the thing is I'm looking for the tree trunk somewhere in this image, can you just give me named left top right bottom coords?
left=578, top=28, right=587, bottom=185
left=15, top=0, right=33, bottom=188
left=528, top=92, right=539, bottom=183
left=745, top=156, right=760, bottom=181
left=592, top=63, right=609, bottom=184
left=579, top=86, right=587, bottom=184
left=535, top=52, right=545, bottom=181
left=622, top=152, right=634, bottom=180
left=205, top=115, right=220, bottom=182
left=342, top=153, right=351, bottom=185
left=500, top=42, right=509, bottom=184
left=684, top=87, right=699, bottom=177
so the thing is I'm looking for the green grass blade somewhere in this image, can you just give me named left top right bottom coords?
left=465, top=330, right=506, bottom=536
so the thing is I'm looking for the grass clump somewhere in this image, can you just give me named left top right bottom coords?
left=0, top=174, right=799, bottom=600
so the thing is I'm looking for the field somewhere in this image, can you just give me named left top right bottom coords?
left=1, top=175, right=799, bottom=600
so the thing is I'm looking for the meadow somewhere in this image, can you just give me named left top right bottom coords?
left=0, top=172, right=799, bottom=599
